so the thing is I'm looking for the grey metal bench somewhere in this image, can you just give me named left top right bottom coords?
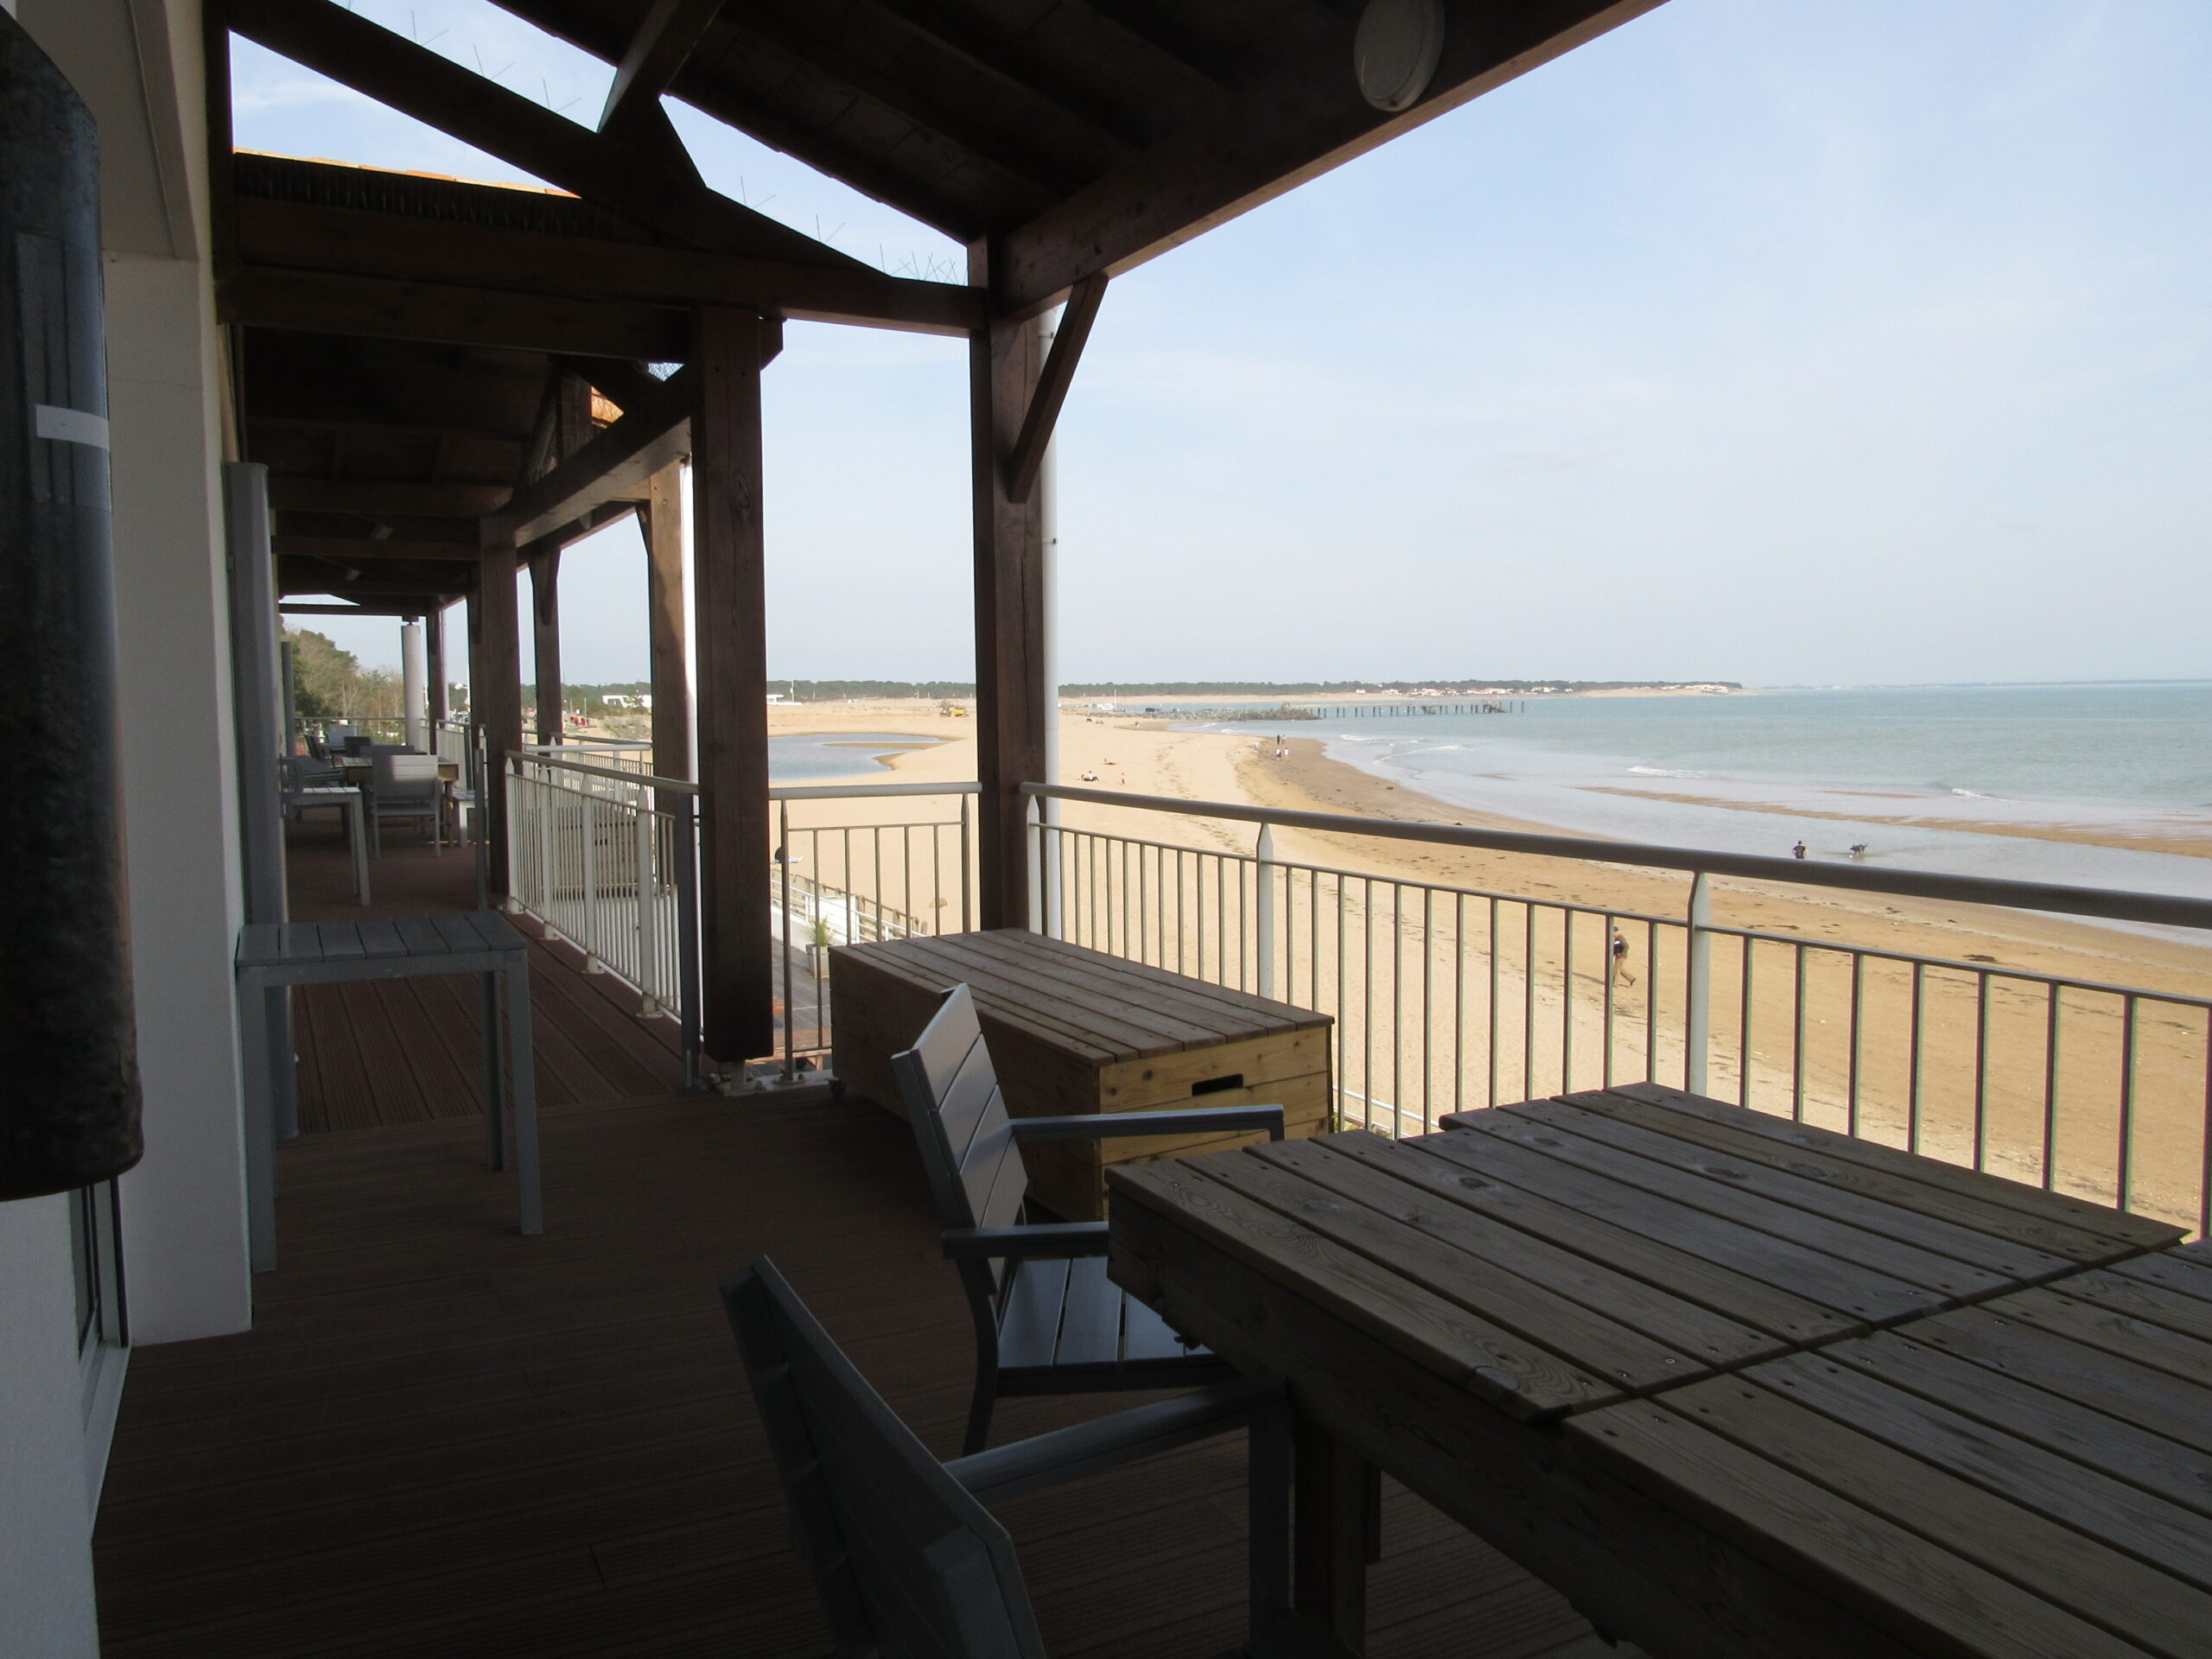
left=236, top=912, right=538, bottom=1271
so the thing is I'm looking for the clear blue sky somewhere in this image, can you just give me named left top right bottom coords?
left=240, top=1, right=2212, bottom=689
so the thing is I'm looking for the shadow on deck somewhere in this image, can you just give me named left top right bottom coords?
left=91, top=827, right=1592, bottom=1656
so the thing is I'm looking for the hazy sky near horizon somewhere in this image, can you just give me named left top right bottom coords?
left=240, top=1, right=2212, bottom=689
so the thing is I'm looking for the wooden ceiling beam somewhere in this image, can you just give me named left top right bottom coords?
left=273, top=536, right=484, bottom=563
left=221, top=266, right=691, bottom=360
left=233, top=198, right=984, bottom=337
left=550, top=357, right=667, bottom=415
left=250, top=415, right=528, bottom=451
left=488, top=0, right=988, bottom=238
left=491, top=365, right=715, bottom=548
left=601, top=0, right=727, bottom=133
left=281, top=601, right=444, bottom=617
left=874, top=0, right=1150, bottom=153
left=1078, top=0, right=1249, bottom=91
left=278, top=560, right=475, bottom=597
left=711, top=8, right=1074, bottom=200
left=228, top=0, right=869, bottom=272
left=269, top=479, right=513, bottom=517
left=994, top=0, right=1663, bottom=317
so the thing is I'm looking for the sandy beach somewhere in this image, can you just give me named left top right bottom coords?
left=764, top=698, right=2212, bottom=1232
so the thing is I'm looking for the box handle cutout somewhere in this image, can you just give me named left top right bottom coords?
left=1191, top=1074, right=1244, bottom=1097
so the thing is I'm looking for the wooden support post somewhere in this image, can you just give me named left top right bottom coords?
left=690, top=307, right=774, bottom=1062
left=529, top=541, right=563, bottom=743
left=1293, top=1418, right=1370, bottom=1648
left=969, top=245, right=1048, bottom=930
left=426, top=604, right=448, bottom=726
left=645, top=461, right=692, bottom=782
left=475, top=528, right=523, bottom=897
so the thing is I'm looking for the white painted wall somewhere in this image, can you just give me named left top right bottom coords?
left=0, top=1200, right=101, bottom=1657
left=107, top=248, right=253, bottom=1344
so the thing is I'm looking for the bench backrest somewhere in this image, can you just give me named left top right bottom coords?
left=893, top=983, right=1029, bottom=1245
left=374, top=753, right=440, bottom=786
left=721, top=1258, right=1045, bottom=1659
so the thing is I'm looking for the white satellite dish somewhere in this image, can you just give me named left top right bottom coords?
left=1355, top=0, right=1446, bottom=113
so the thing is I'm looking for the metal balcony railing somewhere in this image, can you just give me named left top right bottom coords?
left=1021, top=785, right=2212, bottom=1238
left=501, top=768, right=2212, bottom=1236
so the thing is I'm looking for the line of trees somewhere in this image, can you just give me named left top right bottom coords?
left=284, top=629, right=401, bottom=720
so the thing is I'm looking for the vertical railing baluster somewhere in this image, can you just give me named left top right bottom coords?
left=1685, top=873, right=1713, bottom=1096
left=1256, top=825, right=1277, bottom=1001
left=2118, top=994, right=2138, bottom=1216
left=1522, top=903, right=1537, bottom=1103
left=1561, top=908, right=1575, bottom=1095
left=1486, top=897, right=1500, bottom=1108
left=1792, top=944, right=1808, bottom=1123
left=2043, top=984, right=2063, bottom=1192
left=1849, top=953, right=1866, bottom=1137
left=1602, top=912, right=1618, bottom=1090
left=1907, top=962, right=1926, bottom=1152
left=1973, top=971, right=1991, bottom=1173
left=780, top=798, right=796, bottom=1081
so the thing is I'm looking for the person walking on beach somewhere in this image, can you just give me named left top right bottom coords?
left=1792, top=840, right=1808, bottom=861
left=1610, top=925, right=1636, bottom=987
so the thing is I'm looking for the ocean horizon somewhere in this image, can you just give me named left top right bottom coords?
left=1191, top=682, right=2212, bottom=909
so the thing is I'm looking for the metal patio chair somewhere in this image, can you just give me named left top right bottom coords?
left=722, top=1256, right=1349, bottom=1659
left=893, top=982, right=1286, bottom=1455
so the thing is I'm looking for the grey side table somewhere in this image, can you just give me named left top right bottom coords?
left=236, top=912, right=539, bottom=1270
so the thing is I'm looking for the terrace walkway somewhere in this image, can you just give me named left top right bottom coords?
left=92, top=830, right=1598, bottom=1657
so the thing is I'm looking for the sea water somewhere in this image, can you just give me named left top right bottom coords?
left=1199, top=683, right=2212, bottom=904
left=767, top=732, right=942, bottom=782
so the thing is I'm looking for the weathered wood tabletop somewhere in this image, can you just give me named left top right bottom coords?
left=1107, top=1081, right=2196, bottom=1656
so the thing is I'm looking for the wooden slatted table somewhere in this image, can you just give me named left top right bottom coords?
left=1108, top=1081, right=2189, bottom=1656
left=237, top=912, right=539, bottom=1272
left=831, top=928, right=1332, bottom=1219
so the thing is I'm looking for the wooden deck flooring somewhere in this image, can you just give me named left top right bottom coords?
left=91, top=830, right=1595, bottom=1657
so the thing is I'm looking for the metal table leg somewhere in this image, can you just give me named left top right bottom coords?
left=238, top=974, right=279, bottom=1272
left=480, top=969, right=505, bottom=1171
left=503, top=951, right=542, bottom=1236
left=346, top=791, right=371, bottom=905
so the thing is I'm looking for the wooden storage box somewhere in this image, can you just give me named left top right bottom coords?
left=830, top=929, right=1334, bottom=1221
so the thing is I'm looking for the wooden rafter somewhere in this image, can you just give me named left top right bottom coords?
left=220, top=266, right=690, bottom=360
left=281, top=601, right=443, bottom=617
left=994, top=0, right=1663, bottom=315
left=269, top=479, right=512, bottom=517
left=875, top=0, right=1150, bottom=153
left=710, top=8, right=1076, bottom=200
left=491, top=368, right=705, bottom=548
left=493, top=0, right=988, bottom=238
left=550, top=356, right=666, bottom=416
left=228, top=0, right=868, bottom=271
left=1079, top=0, right=1249, bottom=90
left=601, top=0, right=727, bottom=134
left=1003, top=272, right=1107, bottom=504
left=232, top=198, right=982, bottom=338
left=273, top=536, right=482, bottom=562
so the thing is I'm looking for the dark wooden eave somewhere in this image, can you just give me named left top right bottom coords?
left=226, top=0, right=1664, bottom=318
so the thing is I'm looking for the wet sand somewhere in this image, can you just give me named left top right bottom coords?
left=1580, top=785, right=2212, bottom=862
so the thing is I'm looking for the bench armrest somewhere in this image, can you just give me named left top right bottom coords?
left=943, top=1221, right=1109, bottom=1260
left=946, top=1378, right=1286, bottom=1505
left=1010, top=1104, right=1287, bottom=1144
